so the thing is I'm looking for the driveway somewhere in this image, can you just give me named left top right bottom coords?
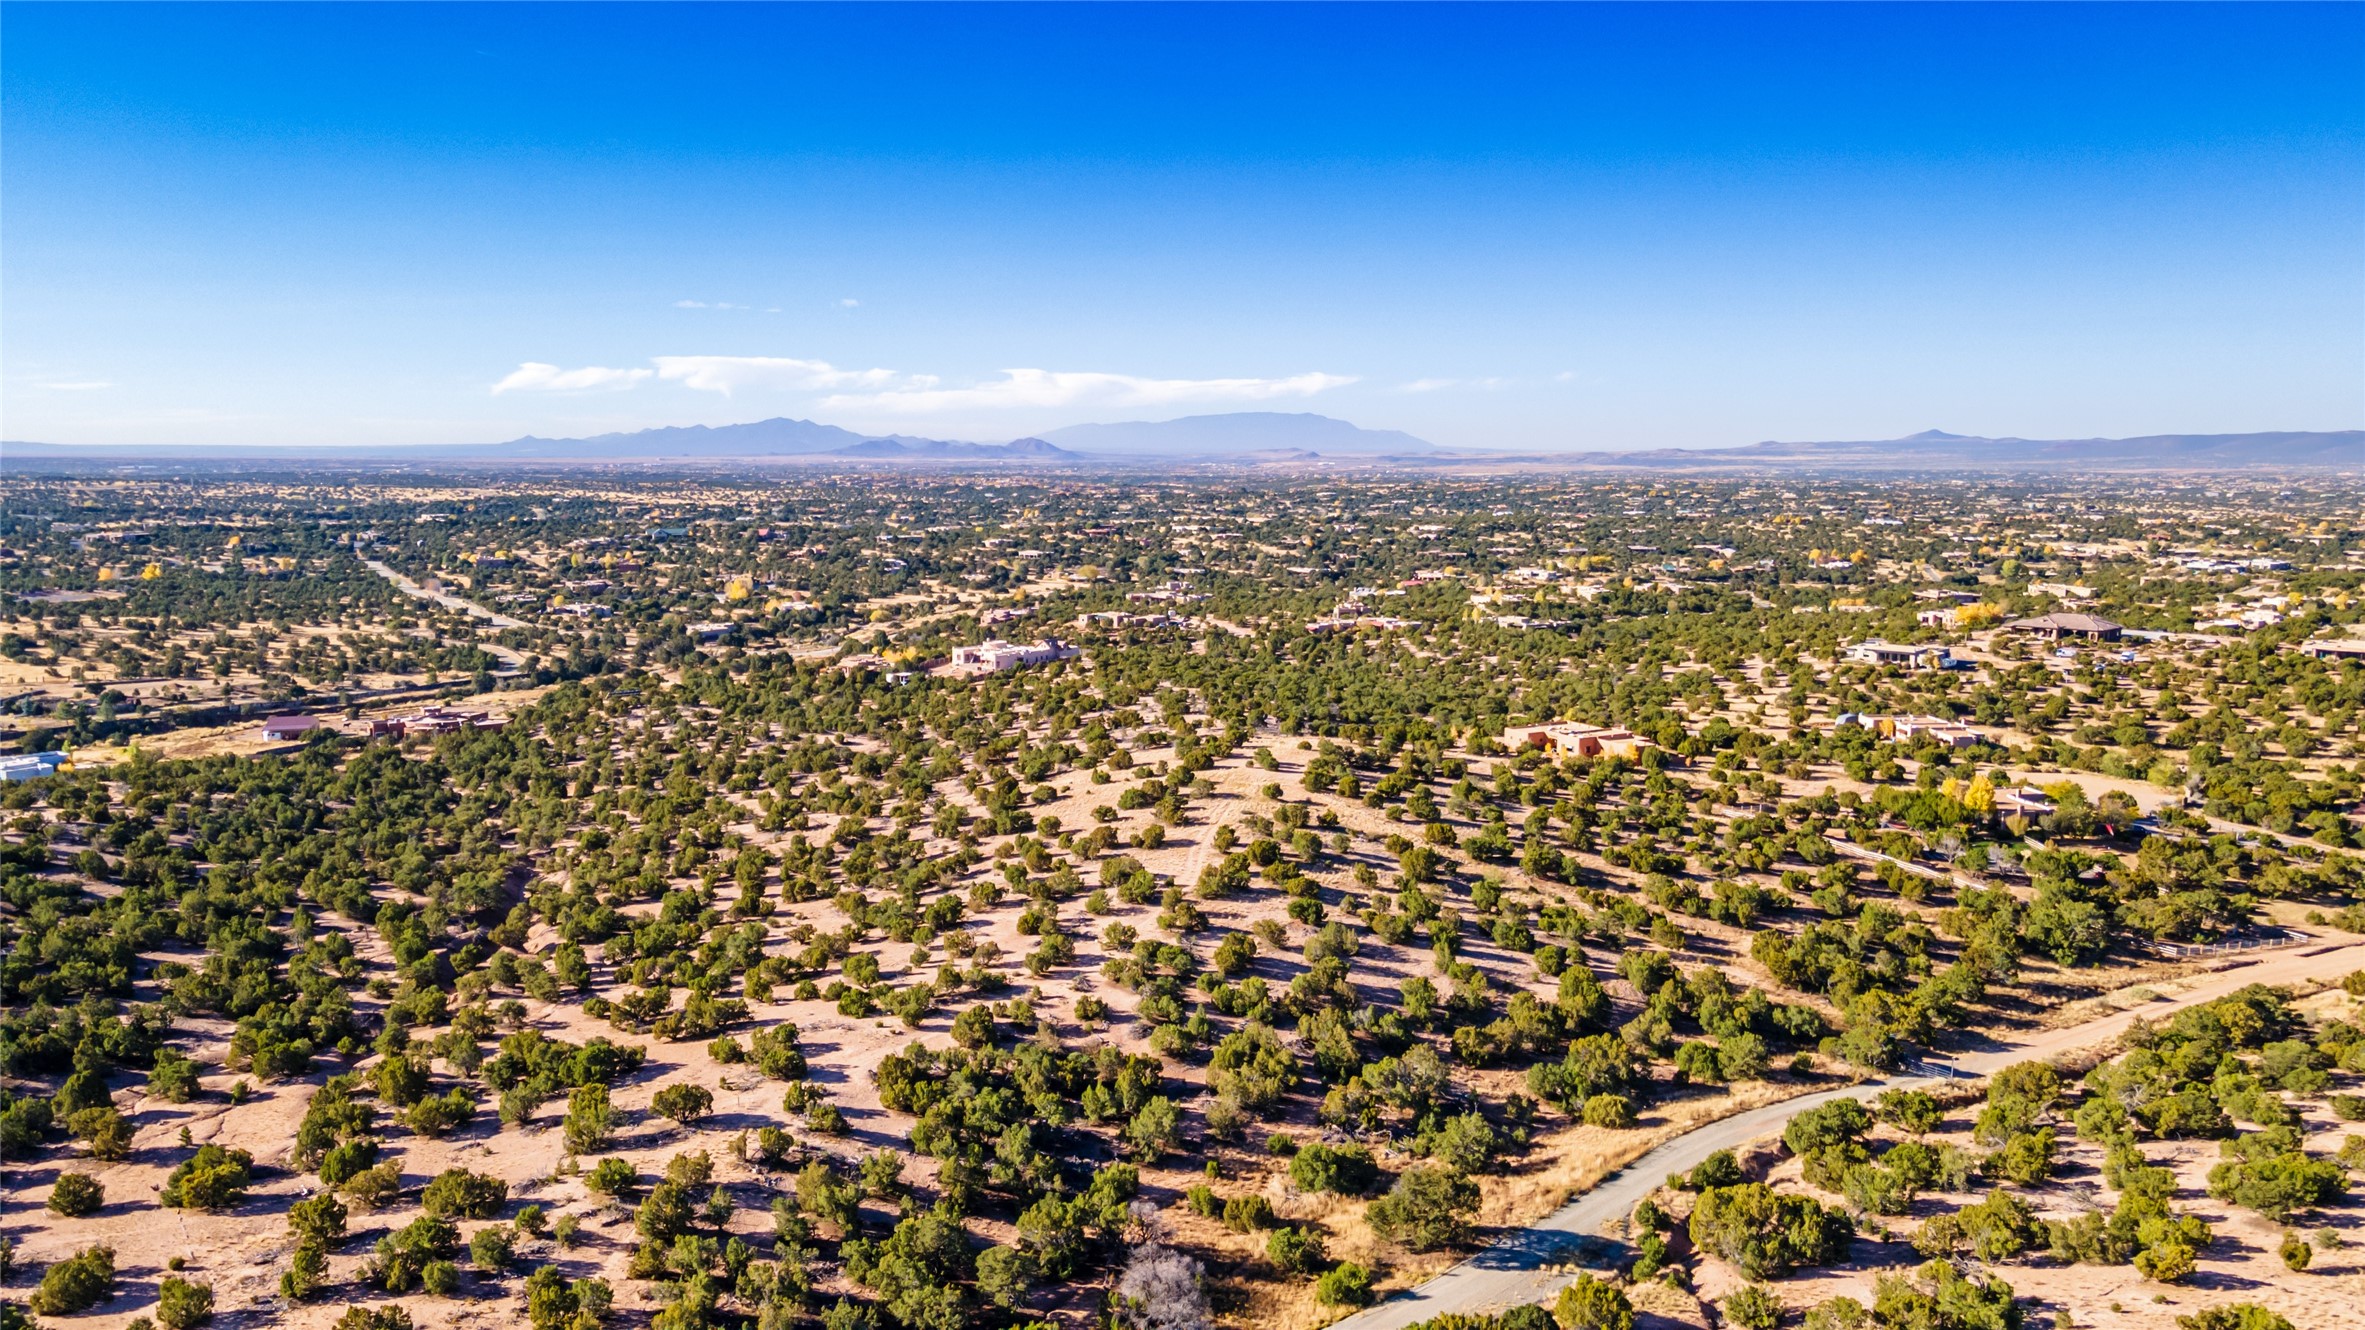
left=1326, top=936, right=2365, bottom=1330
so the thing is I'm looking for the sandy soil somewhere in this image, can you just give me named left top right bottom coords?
left=1693, top=1077, right=2365, bottom=1330
left=12, top=718, right=2356, bottom=1330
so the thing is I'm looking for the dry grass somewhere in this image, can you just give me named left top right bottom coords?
left=1625, top=1278, right=1707, bottom=1324
left=1475, top=1079, right=1826, bottom=1233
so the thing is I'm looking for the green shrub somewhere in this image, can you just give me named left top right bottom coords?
left=30, top=1244, right=115, bottom=1315
left=1289, top=1142, right=1379, bottom=1195
left=652, top=1082, right=714, bottom=1125
left=2134, top=1240, right=2197, bottom=1283
left=342, top=1160, right=403, bottom=1209
left=1224, top=1193, right=1278, bottom=1232
left=368, top=1215, right=459, bottom=1292
left=1801, top=1298, right=1867, bottom=1330
left=160, top=1145, right=254, bottom=1210
left=1782, top=1100, right=1871, bottom=1156
left=147, top=1051, right=204, bottom=1102
left=1871, top=1088, right=1943, bottom=1135
left=1553, top=1274, right=1635, bottom=1330
left=288, top=1193, right=349, bottom=1246
left=563, top=1083, right=614, bottom=1153
left=1581, top=1094, right=1636, bottom=1129
left=1688, top=1183, right=1853, bottom=1279
left=1681, top=1149, right=1745, bottom=1192
left=155, top=1275, right=214, bottom=1329
left=1722, top=1285, right=1783, bottom=1330
left=48, top=1171, right=104, bottom=1217
left=2207, top=1152, right=2346, bottom=1222
left=2175, top=1306, right=2294, bottom=1330
left=281, top=1239, right=328, bottom=1302
left=68, top=1106, right=132, bottom=1161
left=1266, top=1225, right=1330, bottom=1276
left=1366, top=1166, right=1479, bottom=1251
left=332, top=1306, right=418, bottom=1330
left=403, top=1088, right=477, bottom=1136
left=470, top=1223, right=517, bottom=1271
left=421, top=1168, right=507, bottom=1219
left=318, top=1137, right=380, bottom=1187
left=1313, top=1262, right=1375, bottom=1307
left=1955, top=1189, right=2039, bottom=1263
left=587, top=1156, right=639, bottom=1195
left=1872, top=1262, right=2015, bottom=1330
left=1982, top=1128, right=2057, bottom=1187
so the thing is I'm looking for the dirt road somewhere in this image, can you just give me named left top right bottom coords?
left=1327, top=935, right=2365, bottom=1330
left=364, top=558, right=527, bottom=631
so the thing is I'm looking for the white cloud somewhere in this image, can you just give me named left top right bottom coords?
left=490, top=356, right=1352, bottom=412
left=674, top=299, right=748, bottom=310
left=824, top=368, right=1355, bottom=415
left=838, top=298, right=860, bottom=308
left=491, top=362, right=654, bottom=394
left=37, top=380, right=113, bottom=391
left=652, top=356, right=896, bottom=396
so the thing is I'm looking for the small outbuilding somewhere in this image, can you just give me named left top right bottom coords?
left=261, top=714, right=323, bottom=741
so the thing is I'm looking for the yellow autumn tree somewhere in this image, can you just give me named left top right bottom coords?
left=1961, top=775, right=1996, bottom=817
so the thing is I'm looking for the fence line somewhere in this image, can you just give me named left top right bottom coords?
left=2138, top=929, right=2308, bottom=960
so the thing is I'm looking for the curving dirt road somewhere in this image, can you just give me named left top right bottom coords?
left=1328, top=935, right=2365, bottom=1330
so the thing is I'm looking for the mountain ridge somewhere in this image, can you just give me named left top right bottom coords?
left=3, top=419, right=2355, bottom=470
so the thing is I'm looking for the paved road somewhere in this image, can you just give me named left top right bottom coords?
left=1328, top=936, right=2365, bottom=1330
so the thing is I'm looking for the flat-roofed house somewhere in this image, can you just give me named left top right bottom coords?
left=0, top=752, right=67, bottom=782
left=1844, top=641, right=1954, bottom=670
left=1994, top=786, right=2057, bottom=818
left=950, top=639, right=1081, bottom=673
left=1501, top=721, right=1655, bottom=760
left=374, top=706, right=504, bottom=738
left=1891, top=715, right=1983, bottom=748
left=2005, top=612, right=2123, bottom=641
left=261, top=714, right=323, bottom=742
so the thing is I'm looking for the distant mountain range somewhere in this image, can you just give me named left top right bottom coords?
left=0, top=418, right=1076, bottom=464
left=480, top=410, right=1429, bottom=459
left=0, top=411, right=1429, bottom=465
left=3, top=418, right=2355, bottom=470
left=1531, top=428, right=2363, bottom=471
left=1038, top=412, right=1433, bottom=457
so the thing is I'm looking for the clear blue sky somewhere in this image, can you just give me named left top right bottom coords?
left=5, top=2, right=2360, bottom=451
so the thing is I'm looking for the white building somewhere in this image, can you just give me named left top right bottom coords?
left=0, top=752, right=67, bottom=782
left=950, top=639, right=1081, bottom=672
left=1844, top=641, right=1955, bottom=670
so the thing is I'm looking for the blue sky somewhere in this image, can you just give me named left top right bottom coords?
left=4, top=2, right=2360, bottom=451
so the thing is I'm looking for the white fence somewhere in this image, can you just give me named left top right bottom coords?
left=2138, top=929, right=2309, bottom=960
